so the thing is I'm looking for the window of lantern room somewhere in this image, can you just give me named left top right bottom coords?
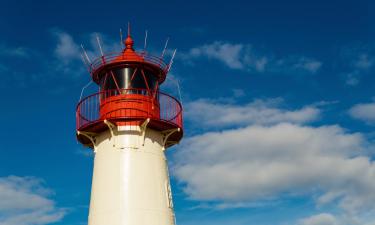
left=100, top=67, right=158, bottom=96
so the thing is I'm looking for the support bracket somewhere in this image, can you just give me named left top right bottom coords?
left=104, top=119, right=117, bottom=147
left=104, top=119, right=116, bottom=138
left=77, top=130, right=97, bottom=152
left=161, top=128, right=180, bottom=150
left=140, top=118, right=150, bottom=146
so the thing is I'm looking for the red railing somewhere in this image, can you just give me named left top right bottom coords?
left=76, top=89, right=183, bottom=131
left=89, top=52, right=168, bottom=74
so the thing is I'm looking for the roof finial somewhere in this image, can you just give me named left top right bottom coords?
left=124, top=22, right=134, bottom=51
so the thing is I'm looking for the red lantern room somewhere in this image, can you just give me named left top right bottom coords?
left=76, top=29, right=183, bottom=148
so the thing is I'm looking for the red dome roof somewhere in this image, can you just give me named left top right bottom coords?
left=113, top=35, right=144, bottom=62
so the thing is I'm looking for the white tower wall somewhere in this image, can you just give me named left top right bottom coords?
left=88, top=125, right=176, bottom=225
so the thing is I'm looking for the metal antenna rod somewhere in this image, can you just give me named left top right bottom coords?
left=128, top=22, right=131, bottom=36
left=81, top=44, right=92, bottom=64
left=167, top=49, right=177, bottom=72
left=96, top=33, right=104, bottom=57
left=144, top=30, right=148, bottom=50
left=167, top=75, right=183, bottom=108
left=79, top=81, right=93, bottom=102
left=80, top=53, right=89, bottom=67
left=120, top=28, right=124, bottom=48
left=176, top=78, right=183, bottom=108
left=161, top=37, right=169, bottom=58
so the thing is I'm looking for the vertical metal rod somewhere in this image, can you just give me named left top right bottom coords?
left=80, top=53, right=91, bottom=72
left=79, top=81, right=93, bottom=102
left=144, top=30, right=148, bottom=50
left=175, top=79, right=183, bottom=108
left=120, top=28, right=124, bottom=48
left=96, top=34, right=104, bottom=57
left=128, top=22, right=131, bottom=36
left=161, top=37, right=169, bottom=58
left=167, top=49, right=177, bottom=72
left=81, top=44, right=92, bottom=64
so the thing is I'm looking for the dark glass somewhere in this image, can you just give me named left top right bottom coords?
left=100, top=67, right=158, bottom=95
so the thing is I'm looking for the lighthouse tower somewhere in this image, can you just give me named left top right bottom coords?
left=76, top=28, right=183, bottom=225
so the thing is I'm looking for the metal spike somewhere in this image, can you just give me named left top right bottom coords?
left=79, top=81, right=93, bottom=102
left=161, top=37, right=169, bottom=58
left=128, top=22, right=131, bottom=36
left=167, top=75, right=183, bottom=108
left=167, top=49, right=177, bottom=72
left=80, top=53, right=89, bottom=67
left=144, top=30, right=148, bottom=50
left=96, top=33, right=104, bottom=57
left=81, top=44, right=92, bottom=64
left=120, top=28, right=124, bottom=48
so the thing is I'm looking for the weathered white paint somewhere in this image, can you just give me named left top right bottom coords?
left=88, top=126, right=175, bottom=225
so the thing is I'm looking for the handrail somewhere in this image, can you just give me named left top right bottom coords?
left=76, top=88, right=183, bottom=131
left=89, top=52, right=168, bottom=74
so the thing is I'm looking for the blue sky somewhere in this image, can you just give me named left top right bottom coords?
left=1, top=0, right=375, bottom=225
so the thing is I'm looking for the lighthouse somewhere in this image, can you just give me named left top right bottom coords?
left=76, top=28, right=183, bottom=225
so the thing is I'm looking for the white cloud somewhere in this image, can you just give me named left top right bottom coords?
left=0, top=176, right=66, bottom=225
left=349, top=102, right=375, bottom=124
left=299, top=213, right=338, bottom=225
left=185, top=98, right=320, bottom=128
left=343, top=49, right=375, bottom=86
left=172, top=123, right=375, bottom=214
left=0, top=44, right=30, bottom=58
left=87, top=32, right=121, bottom=58
left=53, top=31, right=81, bottom=64
left=293, top=57, right=322, bottom=74
left=182, top=41, right=322, bottom=74
left=297, top=212, right=375, bottom=225
left=188, top=42, right=244, bottom=69
left=52, top=30, right=122, bottom=67
left=354, top=54, right=374, bottom=70
left=0, top=43, right=31, bottom=78
left=52, top=30, right=89, bottom=77
left=345, top=71, right=360, bottom=86
left=232, top=88, right=246, bottom=98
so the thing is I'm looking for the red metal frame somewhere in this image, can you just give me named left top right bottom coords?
left=90, top=52, right=168, bottom=73
left=77, top=34, right=183, bottom=147
left=88, top=52, right=168, bottom=85
left=76, top=88, right=183, bottom=132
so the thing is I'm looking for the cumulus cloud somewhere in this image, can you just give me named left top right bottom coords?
left=354, top=54, right=374, bottom=70
left=292, top=57, right=322, bottom=74
left=52, top=30, right=122, bottom=66
left=0, top=176, right=66, bottom=225
left=181, top=41, right=322, bottom=74
left=299, top=213, right=338, bottom=225
left=188, top=42, right=244, bottom=69
left=0, top=44, right=30, bottom=58
left=53, top=31, right=80, bottom=63
left=349, top=102, right=375, bottom=124
left=172, top=123, right=375, bottom=213
left=185, top=98, right=320, bottom=128
left=342, top=48, right=375, bottom=86
left=0, top=43, right=31, bottom=78
left=345, top=71, right=360, bottom=86
left=52, top=30, right=114, bottom=77
left=298, top=213, right=375, bottom=225
left=232, top=88, right=246, bottom=98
